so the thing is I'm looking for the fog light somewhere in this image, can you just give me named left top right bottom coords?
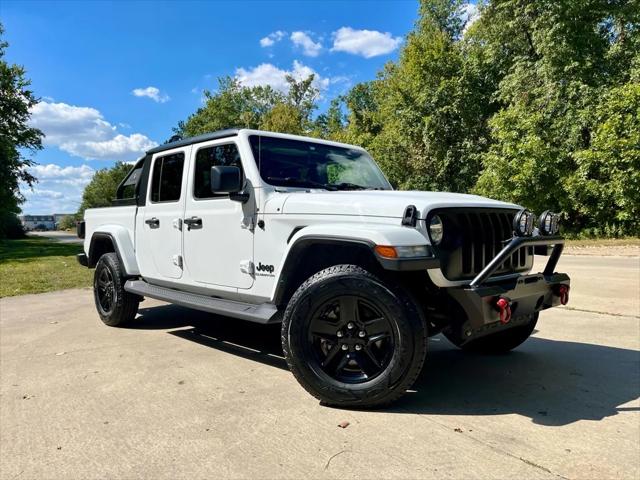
left=538, top=210, right=560, bottom=235
left=513, top=209, right=535, bottom=236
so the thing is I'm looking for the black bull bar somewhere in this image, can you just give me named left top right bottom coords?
left=447, top=235, right=570, bottom=339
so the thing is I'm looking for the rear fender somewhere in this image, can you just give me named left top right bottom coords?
left=88, top=226, right=139, bottom=276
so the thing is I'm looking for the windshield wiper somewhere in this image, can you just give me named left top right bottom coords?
left=266, top=176, right=338, bottom=190
left=331, top=182, right=369, bottom=190
left=267, top=177, right=380, bottom=191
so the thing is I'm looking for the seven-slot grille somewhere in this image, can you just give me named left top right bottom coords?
left=432, top=208, right=534, bottom=281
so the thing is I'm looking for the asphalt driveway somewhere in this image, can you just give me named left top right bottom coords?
left=1, top=255, right=638, bottom=479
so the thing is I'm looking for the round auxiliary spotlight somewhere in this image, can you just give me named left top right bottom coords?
left=538, top=210, right=560, bottom=235
left=513, top=209, right=535, bottom=237
left=429, top=215, right=444, bottom=245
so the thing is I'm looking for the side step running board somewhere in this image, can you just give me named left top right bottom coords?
left=124, top=280, right=279, bottom=324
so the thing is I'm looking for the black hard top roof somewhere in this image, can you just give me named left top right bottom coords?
left=146, top=128, right=240, bottom=155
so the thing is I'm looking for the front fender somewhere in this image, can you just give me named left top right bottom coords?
left=270, top=223, right=434, bottom=302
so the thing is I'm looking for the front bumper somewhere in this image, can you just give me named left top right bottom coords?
left=446, top=234, right=570, bottom=341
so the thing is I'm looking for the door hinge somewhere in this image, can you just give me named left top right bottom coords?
left=240, top=216, right=255, bottom=232
left=172, top=255, right=183, bottom=269
left=240, top=259, right=254, bottom=275
left=173, top=218, right=183, bottom=231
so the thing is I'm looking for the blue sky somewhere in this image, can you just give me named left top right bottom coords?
left=2, top=0, right=441, bottom=213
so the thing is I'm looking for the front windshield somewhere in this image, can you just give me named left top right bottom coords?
left=249, top=135, right=392, bottom=190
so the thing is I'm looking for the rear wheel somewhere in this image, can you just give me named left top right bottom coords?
left=282, top=265, right=427, bottom=408
left=444, top=313, right=538, bottom=354
left=93, top=252, right=139, bottom=327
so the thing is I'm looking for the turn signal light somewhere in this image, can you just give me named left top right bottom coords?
left=374, top=245, right=398, bottom=258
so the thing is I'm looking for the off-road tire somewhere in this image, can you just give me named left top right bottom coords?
left=444, top=313, right=538, bottom=354
left=281, top=264, right=427, bottom=408
left=93, top=252, right=139, bottom=327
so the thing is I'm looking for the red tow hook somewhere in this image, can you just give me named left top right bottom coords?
left=555, top=284, right=570, bottom=305
left=495, top=297, right=512, bottom=324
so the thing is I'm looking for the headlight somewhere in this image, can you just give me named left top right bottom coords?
left=512, top=209, right=535, bottom=236
left=538, top=210, right=560, bottom=235
left=429, top=215, right=444, bottom=245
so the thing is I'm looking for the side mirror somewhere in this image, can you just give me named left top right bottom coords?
left=210, top=166, right=242, bottom=193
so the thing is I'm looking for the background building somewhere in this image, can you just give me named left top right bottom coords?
left=19, top=213, right=73, bottom=231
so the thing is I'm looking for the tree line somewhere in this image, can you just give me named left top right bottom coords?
left=176, top=0, right=640, bottom=237
left=2, top=1, right=638, bottom=238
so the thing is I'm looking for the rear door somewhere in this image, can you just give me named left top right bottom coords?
left=137, top=148, right=189, bottom=280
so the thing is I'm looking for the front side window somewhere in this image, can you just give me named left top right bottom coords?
left=193, top=143, right=243, bottom=199
left=150, top=152, right=185, bottom=202
left=249, top=135, right=391, bottom=191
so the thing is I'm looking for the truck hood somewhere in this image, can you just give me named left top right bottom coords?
left=279, top=190, right=519, bottom=219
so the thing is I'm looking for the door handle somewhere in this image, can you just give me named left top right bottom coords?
left=184, top=216, right=203, bottom=231
left=145, top=217, right=160, bottom=228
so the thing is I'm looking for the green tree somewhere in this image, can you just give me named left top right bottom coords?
left=339, top=0, right=492, bottom=192
left=0, top=23, right=43, bottom=238
left=567, top=79, right=640, bottom=236
left=176, top=74, right=320, bottom=138
left=78, top=162, right=132, bottom=215
left=261, top=75, right=320, bottom=134
left=474, top=0, right=639, bottom=234
left=57, top=214, right=79, bottom=231
left=176, top=77, right=283, bottom=138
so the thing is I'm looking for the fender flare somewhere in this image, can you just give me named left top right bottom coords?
left=88, top=226, right=140, bottom=276
left=270, top=223, right=437, bottom=304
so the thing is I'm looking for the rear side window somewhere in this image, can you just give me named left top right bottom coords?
left=193, top=143, right=243, bottom=199
left=115, top=158, right=144, bottom=202
left=150, top=152, right=185, bottom=202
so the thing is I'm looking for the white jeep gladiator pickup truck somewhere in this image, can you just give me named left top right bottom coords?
left=77, top=128, right=570, bottom=407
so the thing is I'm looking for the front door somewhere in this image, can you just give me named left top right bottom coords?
left=138, top=148, right=188, bottom=280
left=182, top=140, right=254, bottom=289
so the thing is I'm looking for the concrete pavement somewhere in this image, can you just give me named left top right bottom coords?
left=1, top=255, right=638, bottom=479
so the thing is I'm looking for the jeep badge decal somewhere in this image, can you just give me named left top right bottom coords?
left=255, top=262, right=275, bottom=275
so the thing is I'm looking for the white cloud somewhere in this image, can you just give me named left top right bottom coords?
left=331, top=27, right=402, bottom=58
left=29, top=164, right=95, bottom=186
left=30, top=101, right=157, bottom=161
left=24, top=189, right=64, bottom=200
left=235, top=60, right=330, bottom=93
left=260, top=30, right=286, bottom=47
left=131, top=86, right=170, bottom=103
left=290, top=31, right=322, bottom=57
left=461, top=3, right=480, bottom=33
left=21, top=163, right=98, bottom=213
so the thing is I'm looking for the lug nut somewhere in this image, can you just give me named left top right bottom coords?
left=358, top=330, right=366, bottom=338
left=341, top=344, right=349, bottom=351
left=336, top=331, right=344, bottom=338
left=347, top=322, right=355, bottom=329
left=355, top=344, right=362, bottom=351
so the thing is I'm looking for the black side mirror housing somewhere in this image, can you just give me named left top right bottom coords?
left=210, top=166, right=242, bottom=193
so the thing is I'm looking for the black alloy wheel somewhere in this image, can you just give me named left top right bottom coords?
left=96, top=266, right=116, bottom=314
left=308, top=296, right=395, bottom=383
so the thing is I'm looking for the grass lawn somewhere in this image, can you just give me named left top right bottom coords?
left=565, top=238, right=640, bottom=247
left=0, top=237, right=92, bottom=297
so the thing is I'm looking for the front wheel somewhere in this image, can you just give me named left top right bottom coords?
left=282, top=265, right=427, bottom=408
left=93, top=252, right=139, bottom=327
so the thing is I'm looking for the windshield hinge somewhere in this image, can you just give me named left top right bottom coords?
left=241, top=216, right=255, bottom=232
